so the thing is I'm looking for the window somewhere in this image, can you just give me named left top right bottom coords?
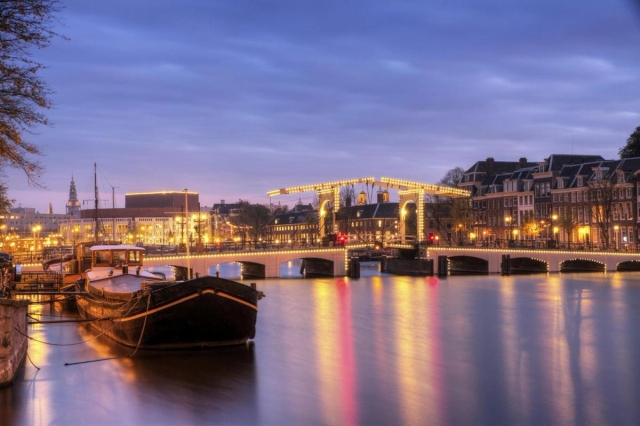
left=535, top=184, right=540, bottom=198
left=113, top=250, right=127, bottom=264
left=546, top=182, right=551, bottom=196
left=571, top=192, right=576, bottom=203
left=128, top=250, right=141, bottom=264
left=553, top=194, right=558, bottom=202
left=627, top=188, right=632, bottom=199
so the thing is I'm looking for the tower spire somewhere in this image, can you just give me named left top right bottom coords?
left=66, top=174, right=81, bottom=217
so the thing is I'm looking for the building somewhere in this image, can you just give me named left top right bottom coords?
left=336, top=202, right=404, bottom=244
left=58, top=190, right=211, bottom=247
left=265, top=208, right=318, bottom=247
left=66, top=175, right=81, bottom=217
left=460, top=154, right=640, bottom=250
left=0, top=207, right=69, bottom=253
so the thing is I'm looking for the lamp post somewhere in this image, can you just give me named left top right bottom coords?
left=614, top=224, right=619, bottom=250
left=550, top=214, right=558, bottom=248
left=505, top=216, right=511, bottom=246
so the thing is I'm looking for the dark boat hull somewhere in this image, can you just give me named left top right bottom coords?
left=76, top=276, right=259, bottom=349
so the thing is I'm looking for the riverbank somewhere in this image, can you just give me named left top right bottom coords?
left=0, top=298, right=29, bottom=387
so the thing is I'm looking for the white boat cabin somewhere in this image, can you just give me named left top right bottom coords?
left=90, top=244, right=146, bottom=269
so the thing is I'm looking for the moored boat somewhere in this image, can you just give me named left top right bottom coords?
left=75, top=244, right=263, bottom=349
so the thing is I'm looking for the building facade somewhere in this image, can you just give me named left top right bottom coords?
left=58, top=191, right=211, bottom=247
left=461, top=154, right=640, bottom=250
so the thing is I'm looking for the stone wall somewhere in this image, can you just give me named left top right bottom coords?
left=0, top=299, right=29, bottom=387
left=381, top=257, right=434, bottom=276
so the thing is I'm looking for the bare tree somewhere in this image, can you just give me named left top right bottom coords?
left=425, top=167, right=470, bottom=242
left=557, top=201, right=580, bottom=249
left=585, top=179, right=614, bottom=249
left=1, top=0, right=65, bottom=185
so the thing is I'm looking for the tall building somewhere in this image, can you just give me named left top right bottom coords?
left=66, top=175, right=81, bottom=217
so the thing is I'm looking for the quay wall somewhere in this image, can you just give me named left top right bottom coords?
left=0, top=299, right=29, bottom=387
left=382, top=258, right=434, bottom=275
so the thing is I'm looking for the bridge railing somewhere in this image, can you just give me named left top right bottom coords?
left=429, top=238, right=638, bottom=253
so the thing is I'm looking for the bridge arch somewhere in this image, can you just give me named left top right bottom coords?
left=510, top=257, right=548, bottom=274
left=616, top=260, right=640, bottom=272
left=560, top=258, right=605, bottom=273
left=448, top=255, right=489, bottom=275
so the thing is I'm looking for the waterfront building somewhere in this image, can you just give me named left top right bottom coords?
left=460, top=154, right=640, bottom=250
left=0, top=207, right=68, bottom=253
left=336, top=202, right=405, bottom=244
left=58, top=191, right=211, bottom=247
left=210, top=200, right=246, bottom=243
left=265, top=208, right=318, bottom=247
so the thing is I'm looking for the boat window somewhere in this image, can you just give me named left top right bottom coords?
left=112, top=250, right=127, bottom=264
left=94, top=251, right=111, bottom=266
left=127, top=250, right=142, bottom=264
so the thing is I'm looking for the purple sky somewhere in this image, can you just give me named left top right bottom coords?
left=6, top=0, right=640, bottom=213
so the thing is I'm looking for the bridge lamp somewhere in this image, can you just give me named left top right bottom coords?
left=614, top=225, right=619, bottom=250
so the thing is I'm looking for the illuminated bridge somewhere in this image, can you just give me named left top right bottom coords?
left=429, top=246, right=640, bottom=274
left=267, top=176, right=469, bottom=243
left=144, top=247, right=348, bottom=278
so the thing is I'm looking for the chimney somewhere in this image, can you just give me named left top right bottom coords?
left=486, top=157, right=495, bottom=175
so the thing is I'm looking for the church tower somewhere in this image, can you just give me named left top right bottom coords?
left=66, top=175, right=81, bottom=217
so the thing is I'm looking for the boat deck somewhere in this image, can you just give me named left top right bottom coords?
left=90, top=273, right=159, bottom=293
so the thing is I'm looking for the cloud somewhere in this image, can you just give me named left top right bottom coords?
left=6, top=0, right=640, bottom=213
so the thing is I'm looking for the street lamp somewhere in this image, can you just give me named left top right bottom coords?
left=505, top=216, right=511, bottom=245
left=614, top=224, right=619, bottom=250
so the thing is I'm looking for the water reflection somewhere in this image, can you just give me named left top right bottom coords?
left=4, top=271, right=640, bottom=425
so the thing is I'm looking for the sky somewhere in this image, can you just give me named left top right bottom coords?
left=6, top=0, right=640, bottom=213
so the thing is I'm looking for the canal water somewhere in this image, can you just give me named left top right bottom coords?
left=2, top=262, right=640, bottom=426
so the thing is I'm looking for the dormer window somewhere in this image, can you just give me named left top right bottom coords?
left=577, top=176, right=583, bottom=187
left=557, top=177, right=564, bottom=189
left=616, top=170, right=625, bottom=183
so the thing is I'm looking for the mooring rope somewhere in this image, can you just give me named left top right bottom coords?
left=64, top=291, right=153, bottom=366
left=128, top=291, right=152, bottom=358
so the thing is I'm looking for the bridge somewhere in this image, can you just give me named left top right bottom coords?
left=144, top=247, right=348, bottom=278
left=428, top=246, right=640, bottom=274
left=267, top=176, right=469, bottom=243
